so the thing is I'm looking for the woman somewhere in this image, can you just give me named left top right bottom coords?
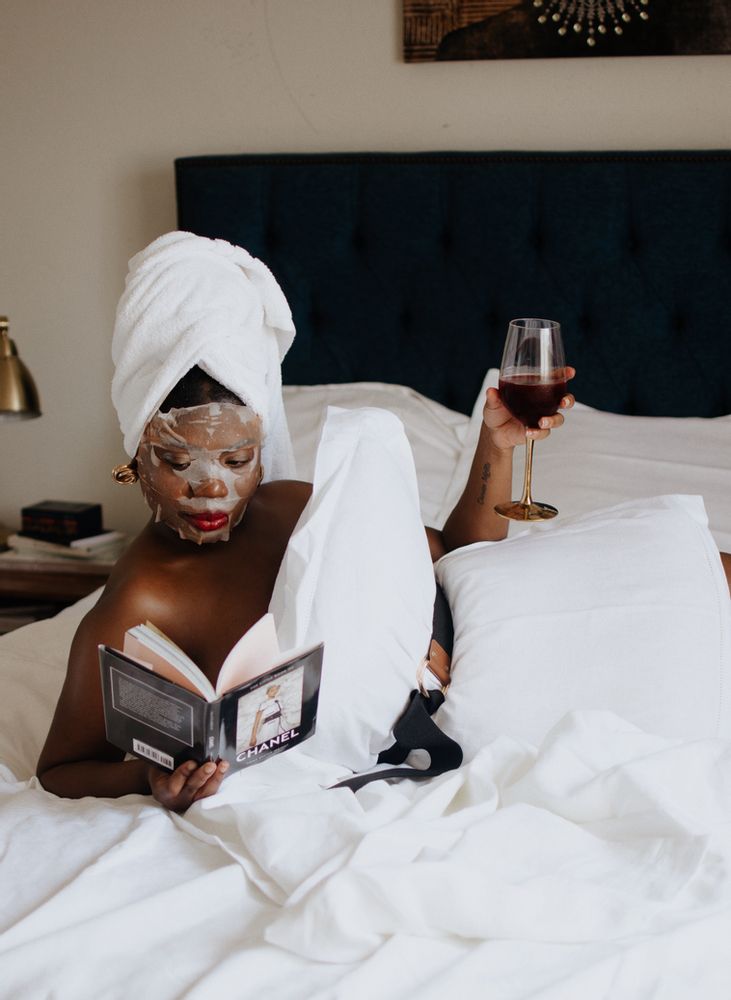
left=249, top=684, right=287, bottom=747
left=37, top=232, right=574, bottom=812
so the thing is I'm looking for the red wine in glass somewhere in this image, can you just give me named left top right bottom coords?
left=494, top=318, right=566, bottom=521
left=498, top=373, right=567, bottom=429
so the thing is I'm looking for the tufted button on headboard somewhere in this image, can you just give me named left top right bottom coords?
left=176, top=151, right=731, bottom=417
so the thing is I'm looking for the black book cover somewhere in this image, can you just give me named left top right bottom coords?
left=99, top=643, right=323, bottom=772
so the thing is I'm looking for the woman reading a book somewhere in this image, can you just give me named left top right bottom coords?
left=37, top=232, right=577, bottom=811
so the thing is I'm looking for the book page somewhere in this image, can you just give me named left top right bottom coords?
left=123, top=628, right=216, bottom=701
left=216, top=613, right=281, bottom=695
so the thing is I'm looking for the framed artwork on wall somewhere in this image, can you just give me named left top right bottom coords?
left=402, top=1, right=731, bottom=61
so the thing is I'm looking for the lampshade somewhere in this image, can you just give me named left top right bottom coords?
left=0, top=316, right=41, bottom=421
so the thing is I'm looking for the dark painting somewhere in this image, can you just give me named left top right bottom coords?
left=403, top=1, right=731, bottom=61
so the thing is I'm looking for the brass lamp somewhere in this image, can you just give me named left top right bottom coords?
left=0, top=316, right=41, bottom=421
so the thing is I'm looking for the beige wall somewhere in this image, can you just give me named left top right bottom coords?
left=2, top=0, right=731, bottom=536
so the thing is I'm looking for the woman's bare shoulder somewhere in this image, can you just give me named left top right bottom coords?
left=78, top=533, right=179, bottom=643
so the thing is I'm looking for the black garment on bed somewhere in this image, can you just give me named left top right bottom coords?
left=334, top=583, right=463, bottom=792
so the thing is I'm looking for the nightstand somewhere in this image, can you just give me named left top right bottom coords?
left=0, top=557, right=112, bottom=633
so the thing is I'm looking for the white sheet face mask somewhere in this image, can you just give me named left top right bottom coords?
left=136, top=402, right=263, bottom=544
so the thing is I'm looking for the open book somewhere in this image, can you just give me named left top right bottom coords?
left=99, top=613, right=323, bottom=773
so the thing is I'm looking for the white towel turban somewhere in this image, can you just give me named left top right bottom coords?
left=111, top=231, right=296, bottom=480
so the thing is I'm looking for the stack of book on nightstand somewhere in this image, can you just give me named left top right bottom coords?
left=2, top=530, right=127, bottom=564
left=0, top=500, right=127, bottom=565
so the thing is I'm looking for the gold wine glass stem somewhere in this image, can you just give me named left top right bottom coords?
left=519, top=436, right=535, bottom=507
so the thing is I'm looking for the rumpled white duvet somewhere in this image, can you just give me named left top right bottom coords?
left=2, top=381, right=731, bottom=999
left=1, top=601, right=731, bottom=999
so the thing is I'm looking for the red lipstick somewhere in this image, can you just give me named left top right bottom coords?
left=184, top=511, right=229, bottom=532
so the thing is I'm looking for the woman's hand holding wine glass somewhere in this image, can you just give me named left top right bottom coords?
left=483, top=377, right=574, bottom=451
left=488, top=318, right=575, bottom=520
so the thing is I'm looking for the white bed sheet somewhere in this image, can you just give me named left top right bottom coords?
left=283, top=382, right=468, bottom=527
left=2, top=381, right=731, bottom=999
left=285, top=377, right=731, bottom=551
left=2, top=611, right=731, bottom=999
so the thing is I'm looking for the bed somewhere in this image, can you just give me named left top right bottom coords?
left=1, top=151, right=730, bottom=999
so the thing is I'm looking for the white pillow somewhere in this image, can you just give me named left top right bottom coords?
left=0, top=590, right=100, bottom=779
left=435, top=495, right=731, bottom=759
left=439, top=369, right=731, bottom=552
left=283, top=382, right=468, bottom=527
left=270, top=406, right=436, bottom=772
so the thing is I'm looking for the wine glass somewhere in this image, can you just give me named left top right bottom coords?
left=494, top=318, right=567, bottom=522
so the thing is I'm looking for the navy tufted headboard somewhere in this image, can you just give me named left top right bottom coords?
left=176, top=151, right=731, bottom=417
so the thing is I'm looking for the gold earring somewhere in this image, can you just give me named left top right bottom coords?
left=112, top=461, right=138, bottom=485
left=258, top=465, right=264, bottom=486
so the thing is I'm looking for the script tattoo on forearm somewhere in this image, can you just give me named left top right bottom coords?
left=476, top=462, right=491, bottom=506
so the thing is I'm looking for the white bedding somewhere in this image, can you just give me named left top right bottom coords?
left=1, top=381, right=731, bottom=999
